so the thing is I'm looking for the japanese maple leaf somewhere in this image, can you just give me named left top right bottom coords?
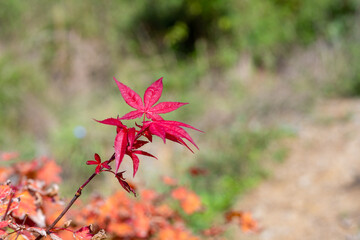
left=114, top=77, right=188, bottom=120
left=142, top=120, right=202, bottom=152
left=95, top=117, right=126, bottom=133
left=126, top=128, right=156, bottom=177
left=86, top=153, right=111, bottom=174
left=115, top=171, right=136, bottom=196
left=96, top=117, right=128, bottom=173
left=113, top=128, right=128, bottom=174
left=96, top=120, right=155, bottom=175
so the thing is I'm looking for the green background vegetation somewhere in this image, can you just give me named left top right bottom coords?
left=1, top=0, right=360, bottom=233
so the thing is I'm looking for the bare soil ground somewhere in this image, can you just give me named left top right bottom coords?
left=233, top=99, right=360, bottom=240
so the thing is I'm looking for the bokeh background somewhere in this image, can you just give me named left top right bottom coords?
left=2, top=1, right=360, bottom=239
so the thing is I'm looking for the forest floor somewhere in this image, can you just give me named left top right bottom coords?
left=233, top=99, right=360, bottom=240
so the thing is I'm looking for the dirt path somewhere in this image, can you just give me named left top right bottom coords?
left=234, top=99, right=360, bottom=240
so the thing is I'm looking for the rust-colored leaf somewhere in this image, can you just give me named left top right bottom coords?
left=12, top=190, right=37, bottom=219
left=172, top=187, right=202, bottom=214
left=158, top=227, right=199, bottom=240
left=37, top=159, right=62, bottom=184
left=0, top=197, right=19, bottom=216
left=133, top=203, right=150, bottom=238
left=0, top=167, right=11, bottom=182
left=1, top=152, right=19, bottom=161
left=225, top=211, right=259, bottom=233
left=108, top=222, right=133, bottom=237
left=239, top=212, right=258, bottom=233
left=202, top=226, right=225, bottom=237
left=42, top=197, right=65, bottom=226
left=189, top=167, right=208, bottom=176
left=162, top=176, right=178, bottom=186
left=0, top=185, right=11, bottom=200
left=171, top=187, right=188, bottom=200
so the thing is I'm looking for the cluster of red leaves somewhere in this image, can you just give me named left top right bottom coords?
left=90, top=77, right=202, bottom=194
left=0, top=156, right=101, bottom=240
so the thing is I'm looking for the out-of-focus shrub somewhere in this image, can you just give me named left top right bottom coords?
left=127, top=0, right=358, bottom=67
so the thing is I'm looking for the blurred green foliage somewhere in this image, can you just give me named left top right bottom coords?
left=128, top=0, right=358, bottom=67
left=0, top=54, right=46, bottom=155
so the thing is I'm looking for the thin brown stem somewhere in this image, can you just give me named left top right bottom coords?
left=34, top=172, right=97, bottom=240
left=34, top=153, right=115, bottom=240
left=2, top=191, right=15, bottom=221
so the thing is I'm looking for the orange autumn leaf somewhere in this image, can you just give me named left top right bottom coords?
left=14, top=160, right=39, bottom=176
left=1, top=152, right=19, bottom=161
left=6, top=234, right=33, bottom=240
left=240, top=212, right=258, bottom=233
left=12, top=190, right=37, bottom=219
left=55, top=230, right=74, bottom=239
left=133, top=203, right=150, bottom=238
left=180, top=191, right=201, bottom=214
left=42, top=197, right=65, bottom=226
left=0, top=185, right=12, bottom=200
left=162, top=176, right=177, bottom=186
left=171, top=187, right=187, bottom=200
left=157, top=227, right=199, bottom=240
left=172, top=187, right=202, bottom=214
left=140, top=189, right=157, bottom=202
left=0, top=186, right=19, bottom=216
left=202, top=226, right=225, bottom=237
left=108, top=222, right=133, bottom=237
left=37, top=159, right=62, bottom=184
left=99, top=191, right=131, bottom=221
left=225, top=210, right=258, bottom=233
left=0, top=200, right=19, bottom=216
left=0, top=167, right=11, bottom=182
left=155, top=204, right=174, bottom=218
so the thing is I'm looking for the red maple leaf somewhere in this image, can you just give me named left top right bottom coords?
left=74, top=225, right=94, bottom=239
left=142, top=120, right=202, bottom=152
left=114, top=128, right=128, bottom=174
left=95, top=117, right=126, bottom=133
left=126, top=127, right=156, bottom=177
left=95, top=117, right=129, bottom=173
left=86, top=153, right=111, bottom=174
left=115, top=172, right=136, bottom=197
left=114, top=77, right=187, bottom=121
